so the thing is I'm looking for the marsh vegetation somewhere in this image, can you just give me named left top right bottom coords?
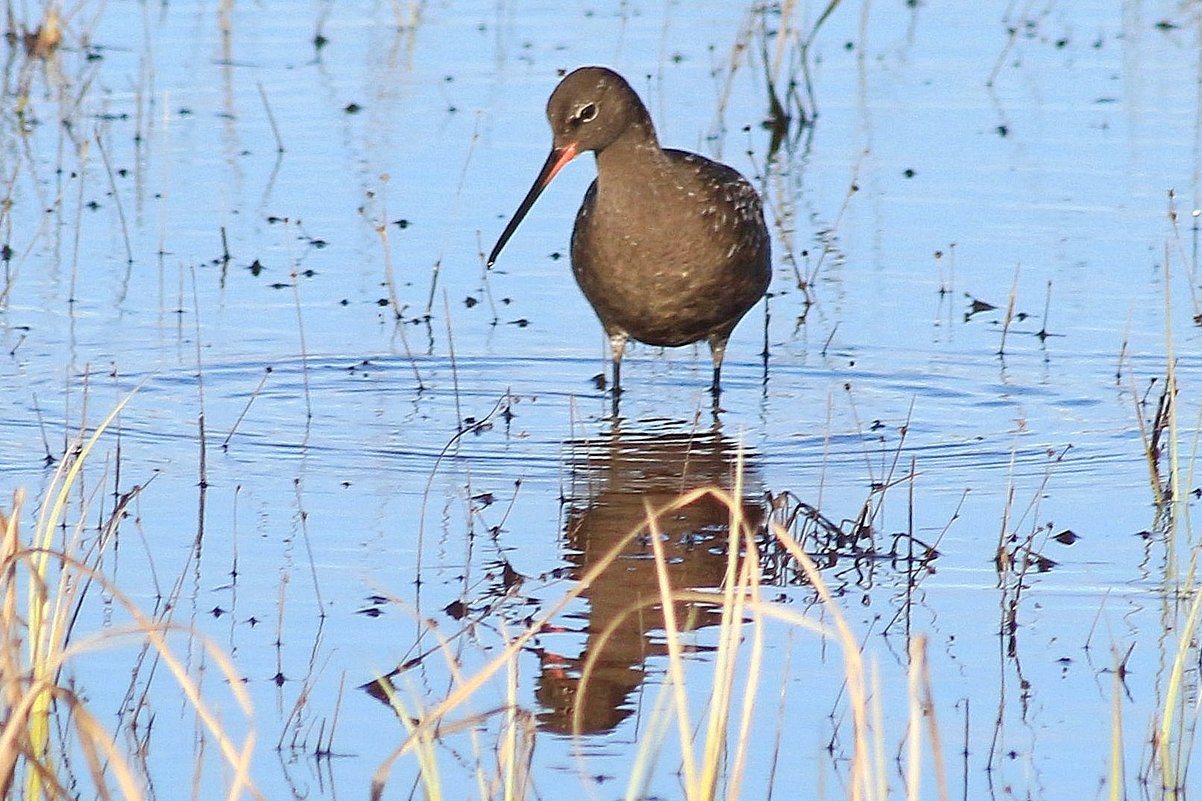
left=2, top=1, right=1201, bottom=799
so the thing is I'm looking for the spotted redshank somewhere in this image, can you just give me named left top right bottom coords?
left=487, top=66, right=771, bottom=403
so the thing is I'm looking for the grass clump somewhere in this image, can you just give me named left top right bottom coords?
left=1124, top=229, right=1202, bottom=800
left=369, top=450, right=946, bottom=801
left=0, top=392, right=261, bottom=800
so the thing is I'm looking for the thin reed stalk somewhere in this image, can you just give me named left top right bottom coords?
left=1, top=389, right=261, bottom=800
left=373, top=452, right=950, bottom=801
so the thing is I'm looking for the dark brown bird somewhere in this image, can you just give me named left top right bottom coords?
left=487, top=66, right=771, bottom=402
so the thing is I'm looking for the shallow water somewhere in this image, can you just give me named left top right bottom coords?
left=2, top=1, right=1202, bottom=798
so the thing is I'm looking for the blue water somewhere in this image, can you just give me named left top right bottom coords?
left=1, top=1, right=1199, bottom=798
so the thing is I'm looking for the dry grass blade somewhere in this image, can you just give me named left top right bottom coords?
left=769, top=520, right=879, bottom=801
left=2, top=547, right=264, bottom=800
left=22, top=387, right=140, bottom=800
left=368, top=504, right=653, bottom=798
left=906, top=637, right=923, bottom=801
left=1157, top=580, right=1202, bottom=796
left=1, top=386, right=262, bottom=800
left=644, top=496, right=701, bottom=795
left=368, top=452, right=952, bottom=801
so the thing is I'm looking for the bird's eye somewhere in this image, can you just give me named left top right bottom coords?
left=575, top=103, right=598, bottom=123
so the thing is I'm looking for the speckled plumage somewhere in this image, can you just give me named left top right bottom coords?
left=488, top=66, right=771, bottom=402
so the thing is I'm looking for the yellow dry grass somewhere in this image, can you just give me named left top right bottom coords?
left=0, top=390, right=261, bottom=800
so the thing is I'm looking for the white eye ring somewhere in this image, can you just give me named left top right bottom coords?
left=575, top=103, right=598, bottom=123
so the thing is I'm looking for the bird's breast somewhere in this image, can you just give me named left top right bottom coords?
left=568, top=169, right=770, bottom=348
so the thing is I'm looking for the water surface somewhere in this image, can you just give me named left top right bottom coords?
left=2, top=1, right=1200, bottom=798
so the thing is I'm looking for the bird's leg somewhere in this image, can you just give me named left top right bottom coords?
left=707, top=333, right=729, bottom=398
left=607, top=331, right=628, bottom=419
left=608, top=331, right=628, bottom=397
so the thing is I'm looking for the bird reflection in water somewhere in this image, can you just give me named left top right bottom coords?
left=535, top=420, right=765, bottom=735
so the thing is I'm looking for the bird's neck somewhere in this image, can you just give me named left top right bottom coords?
left=594, top=120, right=668, bottom=186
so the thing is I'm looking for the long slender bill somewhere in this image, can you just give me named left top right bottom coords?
left=487, top=144, right=578, bottom=268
